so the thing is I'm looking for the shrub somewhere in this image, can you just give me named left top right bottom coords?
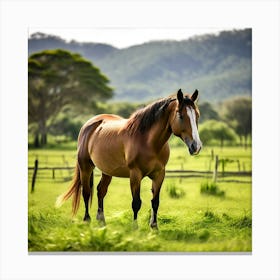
left=200, top=181, right=225, bottom=197
left=199, top=120, right=238, bottom=147
left=231, top=215, right=252, bottom=228
left=166, top=183, right=185, bottom=199
left=198, top=229, right=211, bottom=241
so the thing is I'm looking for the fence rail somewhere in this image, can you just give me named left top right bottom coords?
left=28, top=166, right=251, bottom=178
left=28, top=161, right=252, bottom=193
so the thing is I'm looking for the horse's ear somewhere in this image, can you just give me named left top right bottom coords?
left=191, top=89, right=199, bottom=102
left=177, top=89, right=184, bottom=104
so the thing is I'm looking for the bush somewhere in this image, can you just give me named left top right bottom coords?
left=199, top=120, right=238, bottom=147
left=200, top=181, right=225, bottom=197
left=166, top=183, right=185, bottom=199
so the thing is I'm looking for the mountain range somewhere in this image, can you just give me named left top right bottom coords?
left=28, top=29, right=252, bottom=103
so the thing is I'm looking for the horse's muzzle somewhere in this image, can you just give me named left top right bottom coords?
left=185, top=138, right=202, bottom=155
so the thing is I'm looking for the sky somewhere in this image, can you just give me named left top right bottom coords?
left=29, top=27, right=233, bottom=48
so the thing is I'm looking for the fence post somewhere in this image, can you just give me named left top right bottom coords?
left=213, top=155, right=219, bottom=183
left=31, top=159, right=38, bottom=193
left=243, top=162, right=246, bottom=172
left=221, top=159, right=225, bottom=176
left=211, top=149, right=214, bottom=161
left=237, top=160, right=241, bottom=174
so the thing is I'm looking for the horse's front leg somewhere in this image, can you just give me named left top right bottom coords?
left=149, top=169, right=165, bottom=229
left=129, top=169, right=143, bottom=227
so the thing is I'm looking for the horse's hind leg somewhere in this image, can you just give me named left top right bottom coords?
left=96, top=173, right=112, bottom=224
left=80, top=166, right=94, bottom=222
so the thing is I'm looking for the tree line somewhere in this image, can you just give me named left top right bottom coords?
left=28, top=49, right=251, bottom=148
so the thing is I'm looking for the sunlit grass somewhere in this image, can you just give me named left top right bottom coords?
left=28, top=145, right=251, bottom=252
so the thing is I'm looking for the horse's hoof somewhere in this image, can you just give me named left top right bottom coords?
left=150, top=222, right=158, bottom=230
left=96, top=212, right=105, bottom=221
left=96, top=212, right=106, bottom=226
left=83, top=215, right=91, bottom=223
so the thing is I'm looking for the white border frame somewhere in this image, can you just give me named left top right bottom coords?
left=1, top=0, right=280, bottom=279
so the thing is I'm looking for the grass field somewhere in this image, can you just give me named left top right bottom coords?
left=28, top=142, right=252, bottom=252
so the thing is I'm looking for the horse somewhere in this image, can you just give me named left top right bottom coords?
left=56, top=89, right=202, bottom=229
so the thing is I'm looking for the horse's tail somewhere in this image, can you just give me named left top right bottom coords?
left=56, top=118, right=103, bottom=217
left=55, top=162, right=82, bottom=217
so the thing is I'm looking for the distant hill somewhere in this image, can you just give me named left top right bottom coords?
left=29, top=29, right=252, bottom=103
left=28, top=32, right=118, bottom=60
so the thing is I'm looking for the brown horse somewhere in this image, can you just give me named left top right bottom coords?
left=56, top=89, right=202, bottom=229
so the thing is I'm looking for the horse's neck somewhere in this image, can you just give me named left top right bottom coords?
left=147, top=102, right=176, bottom=152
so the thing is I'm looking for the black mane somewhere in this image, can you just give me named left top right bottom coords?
left=125, top=97, right=175, bottom=135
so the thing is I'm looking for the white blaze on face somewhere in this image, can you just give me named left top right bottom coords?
left=186, top=106, right=202, bottom=149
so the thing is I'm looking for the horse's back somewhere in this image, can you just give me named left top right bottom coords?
left=81, top=114, right=124, bottom=129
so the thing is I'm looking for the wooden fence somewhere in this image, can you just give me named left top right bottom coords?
left=28, top=166, right=251, bottom=177
left=28, top=156, right=251, bottom=192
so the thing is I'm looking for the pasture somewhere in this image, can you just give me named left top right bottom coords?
left=28, top=142, right=252, bottom=252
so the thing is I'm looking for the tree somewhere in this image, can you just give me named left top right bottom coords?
left=110, top=102, right=140, bottom=118
left=222, top=96, right=252, bottom=148
left=198, top=102, right=220, bottom=123
left=199, top=120, right=238, bottom=148
left=49, top=117, right=82, bottom=141
left=28, top=49, right=113, bottom=146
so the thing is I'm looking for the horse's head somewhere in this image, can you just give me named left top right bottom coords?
left=171, top=89, right=202, bottom=155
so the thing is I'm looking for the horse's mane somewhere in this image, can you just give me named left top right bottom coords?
left=125, top=96, right=176, bottom=135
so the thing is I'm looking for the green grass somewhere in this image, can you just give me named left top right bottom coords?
left=28, top=145, right=252, bottom=252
